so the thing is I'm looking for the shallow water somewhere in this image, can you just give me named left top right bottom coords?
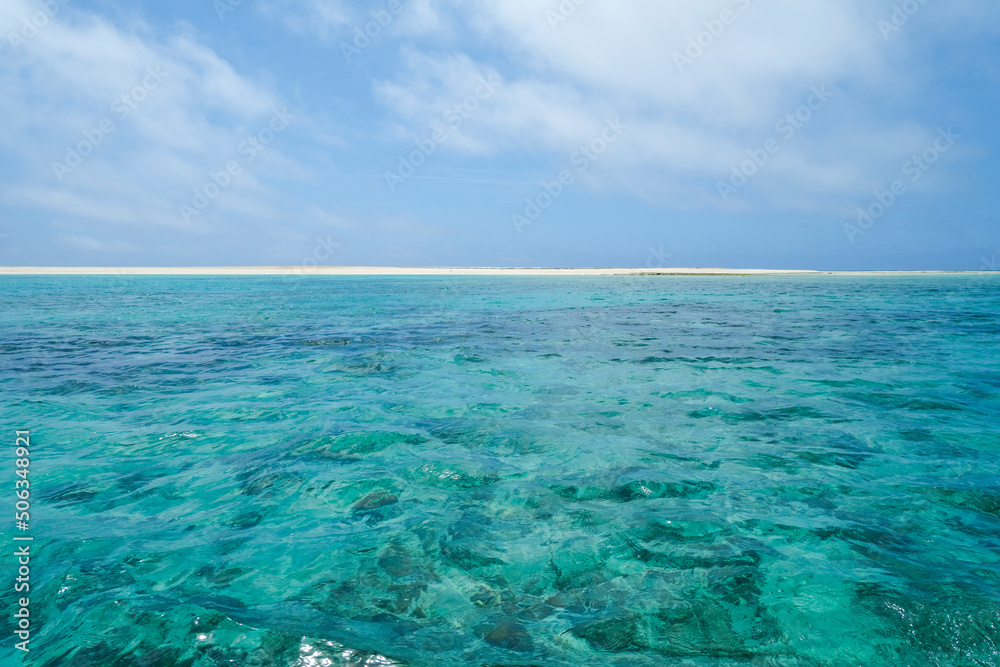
left=1, top=275, right=999, bottom=666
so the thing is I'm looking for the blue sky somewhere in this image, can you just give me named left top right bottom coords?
left=1, top=0, right=998, bottom=269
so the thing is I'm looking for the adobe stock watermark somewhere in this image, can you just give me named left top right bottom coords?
left=51, top=65, right=168, bottom=183
left=646, top=245, right=673, bottom=268
left=179, top=108, right=295, bottom=224
left=980, top=249, right=999, bottom=271
left=7, top=0, right=69, bottom=54
left=214, top=0, right=242, bottom=21
left=384, top=73, right=502, bottom=192
left=844, top=126, right=959, bottom=244
left=546, top=0, right=588, bottom=31
left=674, top=0, right=753, bottom=73
left=878, top=0, right=931, bottom=40
left=292, top=235, right=341, bottom=275
left=511, top=117, right=627, bottom=233
left=717, top=84, right=833, bottom=202
left=341, top=0, right=404, bottom=63
left=13, top=429, right=33, bottom=654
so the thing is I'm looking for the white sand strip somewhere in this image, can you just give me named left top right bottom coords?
left=0, top=267, right=993, bottom=276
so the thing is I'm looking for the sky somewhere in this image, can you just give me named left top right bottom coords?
left=1, top=0, right=998, bottom=269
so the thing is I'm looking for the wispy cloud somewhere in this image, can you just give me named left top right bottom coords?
left=58, top=233, right=137, bottom=252
left=0, top=0, right=300, bottom=240
left=257, top=0, right=351, bottom=39
left=368, top=1, right=978, bottom=210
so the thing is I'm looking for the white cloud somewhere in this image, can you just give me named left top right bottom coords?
left=392, top=0, right=455, bottom=37
left=11, top=186, right=136, bottom=223
left=0, top=0, right=299, bottom=238
left=370, top=0, right=970, bottom=209
left=374, top=49, right=602, bottom=156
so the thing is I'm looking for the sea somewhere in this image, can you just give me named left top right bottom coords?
left=1, top=274, right=998, bottom=666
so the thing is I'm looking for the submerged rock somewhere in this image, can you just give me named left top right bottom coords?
left=571, top=615, right=642, bottom=652
left=353, top=489, right=399, bottom=511
left=238, top=471, right=300, bottom=496
left=482, top=618, right=533, bottom=652
left=378, top=544, right=414, bottom=578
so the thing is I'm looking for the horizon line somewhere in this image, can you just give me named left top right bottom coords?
left=0, top=267, right=996, bottom=276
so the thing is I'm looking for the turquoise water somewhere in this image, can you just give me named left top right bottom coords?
left=2, top=275, right=999, bottom=666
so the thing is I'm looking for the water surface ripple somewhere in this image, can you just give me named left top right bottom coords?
left=1, top=276, right=998, bottom=666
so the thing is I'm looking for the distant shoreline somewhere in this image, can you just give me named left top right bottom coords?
left=0, top=267, right=995, bottom=276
